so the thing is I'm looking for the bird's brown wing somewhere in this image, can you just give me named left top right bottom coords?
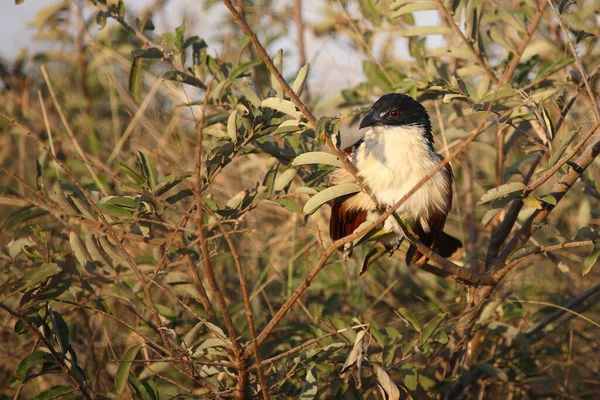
left=406, top=163, right=454, bottom=265
left=330, top=195, right=367, bottom=241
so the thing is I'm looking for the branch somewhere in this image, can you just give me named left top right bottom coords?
left=546, top=0, right=600, bottom=122
left=244, top=103, right=507, bottom=359
left=220, top=0, right=376, bottom=203
left=500, top=1, right=547, bottom=83
left=0, top=112, right=176, bottom=356
left=432, top=0, right=499, bottom=85
left=199, top=199, right=269, bottom=400
left=491, top=127, right=600, bottom=270
left=525, top=283, right=600, bottom=338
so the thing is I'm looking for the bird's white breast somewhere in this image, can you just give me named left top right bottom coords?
left=352, top=125, right=450, bottom=232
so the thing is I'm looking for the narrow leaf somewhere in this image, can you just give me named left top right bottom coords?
left=299, top=368, right=318, bottom=399
left=31, top=385, right=76, bottom=400
left=115, top=345, right=141, bottom=393
left=582, top=242, right=600, bottom=275
left=261, top=98, right=301, bottom=119
left=227, top=110, right=238, bottom=143
left=292, top=151, right=343, bottom=168
left=373, top=364, right=401, bottom=400
left=14, top=351, right=55, bottom=383
left=292, top=64, right=310, bottom=96
left=396, top=308, right=421, bottom=332
left=477, top=182, right=526, bottom=205
left=303, top=183, right=362, bottom=215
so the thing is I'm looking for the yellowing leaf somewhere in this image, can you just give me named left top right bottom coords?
left=477, top=182, right=526, bottom=205
left=261, top=98, right=301, bottom=119
left=292, top=151, right=343, bottom=168
left=373, top=364, right=401, bottom=400
left=341, top=329, right=369, bottom=373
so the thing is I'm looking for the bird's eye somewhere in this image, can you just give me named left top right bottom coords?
left=390, top=109, right=400, bottom=118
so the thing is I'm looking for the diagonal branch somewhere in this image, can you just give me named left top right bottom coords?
left=220, top=0, right=375, bottom=202
left=546, top=0, right=600, bottom=122
left=432, top=0, right=499, bottom=85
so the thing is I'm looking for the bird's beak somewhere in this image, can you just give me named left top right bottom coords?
left=359, top=111, right=377, bottom=129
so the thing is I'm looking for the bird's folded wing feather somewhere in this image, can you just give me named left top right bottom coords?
left=406, top=162, right=453, bottom=265
left=329, top=195, right=367, bottom=241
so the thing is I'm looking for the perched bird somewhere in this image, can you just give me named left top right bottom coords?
left=329, top=93, right=461, bottom=270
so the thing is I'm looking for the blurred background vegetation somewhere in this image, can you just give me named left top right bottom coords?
left=1, top=0, right=600, bottom=399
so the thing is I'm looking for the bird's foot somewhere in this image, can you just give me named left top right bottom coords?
left=385, top=238, right=403, bottom=257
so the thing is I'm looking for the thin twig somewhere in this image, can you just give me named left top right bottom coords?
left=433, top=0, right=499, bottom=84
left=199, top=199, right=269, bottom=400
left=0, top=112, right=177, bottom=359
left=546, top=0, right=600, bottom=122
left=40, top=65, right=107, bottom=196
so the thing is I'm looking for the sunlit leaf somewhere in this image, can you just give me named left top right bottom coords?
left=396, top=308, right=421, bottom=332
left=303, top=183, right=362, bottom=215
left=292, top=151, right=343, bottom=168
left=261, top=98, right=301, bottom=119
left=477, top=182, right=526, bottom=205
left=582, top=242, right=600, bottom=276
left=115, top=345, right=141, bottom=393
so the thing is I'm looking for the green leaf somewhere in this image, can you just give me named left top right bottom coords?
left=22, top=263, right=62, bottom=287
left=31, top=385, right=76, bottom=400
left=98, top=203, right=134, bottom=217
left=230, top=59, right=262, bottom=79
left=137, top=152, right=157, bottom=190
left=96, top=11, right=106, bottom=29
left=106, top=196, right=138, bottom=209
left=261, top=98, right=301, bottom=119
left=163, top=70, right=206, bottom=89
left=419, top=313, right=446, bottom=345
left=299, top=368, right=318, bottom=399
left=292, top=64, right=310, bottom=96
left=363, top=60, right=392, bottom=92
left=13, top=351, right=55, bottom=386
left=359, top=0, right=381, bottom=25
left=115, top=345, right=141, bottom=394
left=175, top=23, right=186, bottom=49
left=131, top=48, right=164, bottom=59
left=292, top=151, right=343, bottom=168
left=273, top=198, right=301, bottom=213
left=477, top=182, right=526, bottom=205
left=582, top=242, right=600, bottom=276
left=303, top=183, right=362, bottom=215
left=400, top=362, right=418, bottom=391
left=49, top=311, right=70, bottom=354
left=396, top=308, right=421, bottom=332
left=118, top=161, right=145, bottom=184
left=129, top=57, right=144, bottom=104
left=474, top=363, right=508, bottom=382
left=576, top=30, right=594, bottom=44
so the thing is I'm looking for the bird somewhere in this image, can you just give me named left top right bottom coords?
left=329, top=93, right=462, bottom=272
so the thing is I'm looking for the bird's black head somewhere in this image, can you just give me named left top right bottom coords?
left=359, top=93, right=433, bottom=143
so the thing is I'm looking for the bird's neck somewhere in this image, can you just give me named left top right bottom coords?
left=360, top=124, right=436, bottom=164
left=353, top=124, right=447, bottom=210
